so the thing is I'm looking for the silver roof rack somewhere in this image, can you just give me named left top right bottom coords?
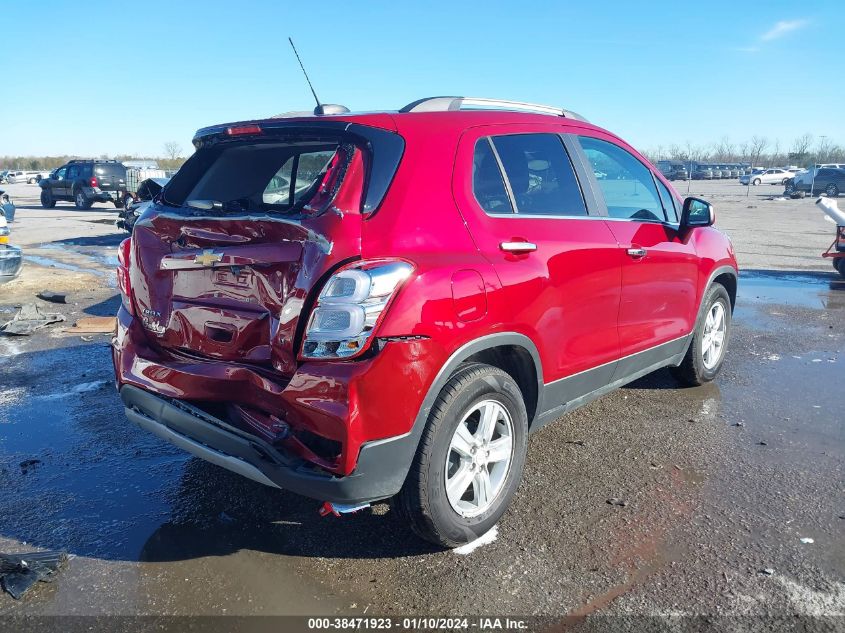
left=399, top=96, right=588, bottom=122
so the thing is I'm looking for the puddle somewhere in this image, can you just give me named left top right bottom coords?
left=739, top=271, right=844, bottom=310
left=24, top=255, right=93, bottom=274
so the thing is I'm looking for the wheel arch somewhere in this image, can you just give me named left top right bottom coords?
left=707, top=266, right=738, bottom=311
left=366, top=333, right=544, bottom=501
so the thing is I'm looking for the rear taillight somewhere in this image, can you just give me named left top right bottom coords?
left=300, top=260, right=413, bottom=360
left=90, top=176, right=99, bottom=188
left=117, top=238, right=134, bottom=315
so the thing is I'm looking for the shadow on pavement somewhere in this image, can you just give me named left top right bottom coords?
left=0, top=343, right=438, bottom=564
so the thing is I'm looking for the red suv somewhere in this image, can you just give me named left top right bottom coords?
left=113, top=97, right=737, bottom=547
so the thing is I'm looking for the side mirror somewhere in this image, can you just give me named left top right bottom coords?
left=681, top=197, right=715, bottom=228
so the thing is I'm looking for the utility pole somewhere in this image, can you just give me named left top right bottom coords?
left=811, top=135, right=826, bottom=196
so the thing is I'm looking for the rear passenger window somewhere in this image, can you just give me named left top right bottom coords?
left=578, top=136, right=666, bottom=222
left=654, top=178, right=679, bottom=223
left=490, top=134, right=587, bottom=216
left=472, top=139, right=514, bottom=214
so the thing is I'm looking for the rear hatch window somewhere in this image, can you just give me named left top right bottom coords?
left=162, top=141, right=351, bottom=216
left=93, top=163, right=126, bottom=189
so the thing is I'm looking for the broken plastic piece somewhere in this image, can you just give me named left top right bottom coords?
left=0, top=304, right=65, bottom=336
left=71, top=316, right=117, bottom=334
left=37, top=290, right=67, bottom=304
left=0, top=551, right=68, bottom=599
left=318, top=501, right=370, bottom=517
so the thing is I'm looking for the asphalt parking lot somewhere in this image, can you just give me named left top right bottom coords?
left=0, top=180, right=843, bottom=627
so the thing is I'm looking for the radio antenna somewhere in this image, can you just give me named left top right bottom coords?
left=288, top=37, right=321, bottom=108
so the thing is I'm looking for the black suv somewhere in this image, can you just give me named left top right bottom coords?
left=39, top=160, right=127, bottom=210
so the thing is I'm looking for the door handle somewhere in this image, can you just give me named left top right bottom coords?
left=626, top=247, right=647, bottom=258
left=500, top=241, right=537, bottom=253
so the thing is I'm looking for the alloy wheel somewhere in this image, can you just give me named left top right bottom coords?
left=444, top=399, right=514, bottom=518
left=701, top=302, right=726, bottom=370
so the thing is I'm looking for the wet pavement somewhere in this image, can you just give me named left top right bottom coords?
left=0, top=271, right=843, bottom=626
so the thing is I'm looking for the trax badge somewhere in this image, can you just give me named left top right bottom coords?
left=194, top=250, right=223, bottom=267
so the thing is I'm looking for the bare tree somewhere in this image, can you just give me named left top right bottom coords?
left=816, top=137, right=834, bottom=164
left=748, top=136, right=769, bottom=168
left=790, top=133, right=813, bottom=157
left=769, top=139, right=781, bottom=167
left=713, top=136, right=735, bottom=162
left=163, top=142, right=183, bottom=160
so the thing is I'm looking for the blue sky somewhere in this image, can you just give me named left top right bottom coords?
left=2, top=0, right=842, bottom=158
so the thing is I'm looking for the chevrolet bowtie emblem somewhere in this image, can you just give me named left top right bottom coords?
left=194, top=250, right=223, bottom=267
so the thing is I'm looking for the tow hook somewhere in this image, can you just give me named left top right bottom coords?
left=318, top=501, right=370, bottom=517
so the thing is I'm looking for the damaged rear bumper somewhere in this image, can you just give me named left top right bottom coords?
left=120, top=384, right=417, bottom=504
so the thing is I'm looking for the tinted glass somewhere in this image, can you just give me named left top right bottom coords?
left=67, top=165, right=78, bottom=179
left=176, top=142, right=342, bottom=213
left=654, top=178, right=679, bottom=223
left=94, top=163, right=126, bottom=177
left=490, top=134, right=587, bottom=216
left=472, top=139, right=513, bottom=214
left=578, top=136, right=665, bottom=221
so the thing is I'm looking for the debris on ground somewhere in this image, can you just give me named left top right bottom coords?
left=453, top=525, right=499, bottom=555
left=800, top=537, right=815, bottom=544
left=318, top=501, right=371, bottom=517
left=36, top=290, right=67, bottom=304
left=70, top=316, right=116, bottom=335
left=565, top=440, right=586, bottom=446
left=0, top=304, right=66, bottom=336
left=0, top=551, right=68, bottom=599
left=19, top=459, right=41, bottom=474
left=759, top=568, right=775, bottom=576
left=606, top=498, right=628, bottom=507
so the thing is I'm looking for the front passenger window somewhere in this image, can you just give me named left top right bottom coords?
left=578, top=136, right=666, bottom=222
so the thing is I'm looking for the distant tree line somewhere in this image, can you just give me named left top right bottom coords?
left=643, top=133, right=844, bottom=169
left=1, top=142, right=188, bottom=172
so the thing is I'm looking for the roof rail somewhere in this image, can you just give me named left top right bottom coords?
left=399, top=96, right=588, bottom=122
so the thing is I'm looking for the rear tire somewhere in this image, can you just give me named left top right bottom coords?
left=74, top=188, right=92, bottom=210
left=670, top=283, right=732, bottom=387
left=395, top=363, right=528, bottom=548
left=40, top=189, right=56, bottom=209
left=826, top=184, right=839, bottom=198
left=834, top=258, right=845, bottom=279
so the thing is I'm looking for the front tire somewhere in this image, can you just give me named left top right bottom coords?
left=670, top=283, right=732, bottom=387
left=826, top=184, right=839, bottom=198
left=753, top=178, right=761, bottom=185
left=395, top=363, right=528, bottom=548
left=40, top=189, right=56, bottom=208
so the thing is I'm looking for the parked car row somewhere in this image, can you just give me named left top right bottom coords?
left=691, top=163, right=752, bottom=180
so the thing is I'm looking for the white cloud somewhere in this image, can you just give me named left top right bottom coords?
left=760, top=19, right=810, bottom=42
